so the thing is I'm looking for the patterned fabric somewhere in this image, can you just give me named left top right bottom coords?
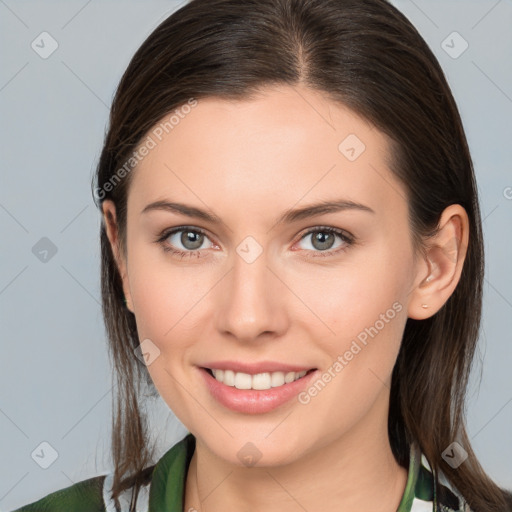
left=11, top=433, right=472, bottom=511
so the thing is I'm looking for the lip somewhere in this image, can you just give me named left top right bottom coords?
left=200, top=360, right=316, bottom=374
left=198, top=366, right=319, bottom=414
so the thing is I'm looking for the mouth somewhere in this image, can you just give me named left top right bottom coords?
left=199, top=365, right=319, bottom=414
left=201, top=367, right=317, bottom=391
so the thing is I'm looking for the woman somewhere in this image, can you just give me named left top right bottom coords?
left=13, top=0, right=512, bottom=511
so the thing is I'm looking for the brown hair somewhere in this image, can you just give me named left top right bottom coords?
left=92, top=0, right=512, bottom=510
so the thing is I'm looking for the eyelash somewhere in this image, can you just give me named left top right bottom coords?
left=154, top=225, right=355, bottom=259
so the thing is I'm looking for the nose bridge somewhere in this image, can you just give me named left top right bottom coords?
left=215, top=235, right=286, bottom=341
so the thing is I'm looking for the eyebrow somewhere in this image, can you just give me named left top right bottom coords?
left=141, top=198, right=375, bottom=225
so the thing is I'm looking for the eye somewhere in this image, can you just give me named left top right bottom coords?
left=295, top=226, right=354, bottom=257
left=155, top=225, right=355, bottom=259
left=155, top=226, right=214, bottom=258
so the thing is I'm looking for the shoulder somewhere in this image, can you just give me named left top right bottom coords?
left=10, top=471, right=154, bottom=512
left=10, top=433, right=194, bottom=512
left=11, top=474, right=107, bottom=512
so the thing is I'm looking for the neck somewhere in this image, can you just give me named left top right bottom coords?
left=184, top=390, right=408, bottom=512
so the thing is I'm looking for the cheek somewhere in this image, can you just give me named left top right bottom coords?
left=287, top=242, right=410, bottom=401
left=289, top=248, right=407, bottom=340
left=126, top=248, right=206, bottom=416
left=126, top=238, right=203, bottom=332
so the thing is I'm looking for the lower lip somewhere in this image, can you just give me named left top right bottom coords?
left=198, top=367, right=318, bottom=414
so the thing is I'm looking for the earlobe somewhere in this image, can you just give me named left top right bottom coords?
left=407, top=204, right=469, bottom=320
left=102, top=200, right=134, bottom=313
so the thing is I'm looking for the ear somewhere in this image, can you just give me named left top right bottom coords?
left=407, top=204, right=469, bottom=320
left=102, top=200, right=134, bottom=313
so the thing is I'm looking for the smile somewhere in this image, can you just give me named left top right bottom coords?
left=199, top=366, right=318, bottom=414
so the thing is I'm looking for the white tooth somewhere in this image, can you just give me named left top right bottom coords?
left=271, top=371, right=285, bottom=387
left=211, top=369, right=310, bottom=389
left=223, top=369, right=235, bottom=386
left=252, top=373, right=272, bottom=390
left=284, top=371, right=296, bottom=383
left=234, top=372, right=252, bottom=389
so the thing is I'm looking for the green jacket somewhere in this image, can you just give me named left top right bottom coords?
left=12, top=433, right=471, bottom=511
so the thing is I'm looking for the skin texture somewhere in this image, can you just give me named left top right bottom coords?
left=103, top=84, right=469, bottom=511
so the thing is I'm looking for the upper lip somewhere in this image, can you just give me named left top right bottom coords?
left=200, top=360, right=317, bottom=375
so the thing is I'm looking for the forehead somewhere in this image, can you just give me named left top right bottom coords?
left=128, top=85, right=406, bottom=222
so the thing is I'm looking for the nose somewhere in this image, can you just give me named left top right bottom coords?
left=214, top=244, right=288, bottom=343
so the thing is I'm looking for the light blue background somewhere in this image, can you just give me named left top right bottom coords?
left=1, top=1, right=511, bottom=509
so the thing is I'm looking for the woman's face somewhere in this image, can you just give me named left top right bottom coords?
left=104, top=84, right=425, bottom=466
